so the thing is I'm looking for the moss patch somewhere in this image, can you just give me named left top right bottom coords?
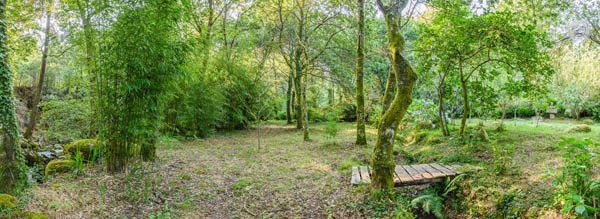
left=566, top=124, right=592, bottom=133
left=64, top=139, right=99, bottom=160
left=45, top=160, right=76, bottom=178
left=23, top=211, right=50, bottom=219
left=0, top=194, right=17, bottom=209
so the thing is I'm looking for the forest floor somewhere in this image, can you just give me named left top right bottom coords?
left=17, top=118, right=600, bottom=218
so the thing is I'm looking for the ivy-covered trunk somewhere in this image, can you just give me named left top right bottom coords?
left=303, top=73, right=309, bottom=141
left=355, top=0, right=367, bottom=146
left=371, top=0, right=418, bottom=189
left=293, top=48, right=303, bottom=130
left=0, top=0, right=27, bottom=193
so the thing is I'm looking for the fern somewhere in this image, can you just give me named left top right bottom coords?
left=411, top=192, right=444, bottom=219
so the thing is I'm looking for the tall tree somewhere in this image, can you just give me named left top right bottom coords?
left=371, top=0, right=418, bottom=189
left=0, top=0, right=27, bottom=193
left=355, top=0, right=367, bottom=145
left=24, top=0, right=52, bottom=140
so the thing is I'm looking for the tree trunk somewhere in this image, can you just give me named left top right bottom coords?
left=328, top=82, right=334, bottom=105
left=303, top=73, right=309, bottom=141
left=293, top=74, right=303, bottom=129
left=438, top=90, right=448, bottom=136
left=25, top=7, right=52, bottom=140
left=355, top=0, right=367, bottom=145
left=76, top=0, right=97, bottom=137
left=459, top=79, right=469, bottom=135
left=371, top=4, right=418, bottom=189
left=0, top=0, right=27, bottom=193
left=286, top=75, right=293, bottom=124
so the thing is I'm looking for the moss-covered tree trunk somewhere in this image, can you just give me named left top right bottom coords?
left=293, top=72, right=303, bottom=130
left=24, top=6, right=52, bottom=140
left=303, top=72, right=309, bottom=141
left=0, top=0, right=27, bottom=193
left=355, top=0, right=367, bottom=146
left=371, top=0, right=418, bottom=189
left=286, top=75, right=293, bottom=124
left=459, top=68, right=469, bottom=135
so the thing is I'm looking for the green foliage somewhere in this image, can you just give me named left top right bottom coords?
left=592, top=106, right=600, bottom=122
left=516, top=107, right=535, bottom=118
left=358, top=190, right=415, bottom=218
left=324, top=120, right=339, bottom=141
left=411, top=189, right=444, bottom=218
left=553, top=138, right=600, bottom=218
left=493, top=191, right=527, bottom=219
left=39, top=97, right=92, bottom=144
left=491, top=143, right=515, bottom=175
left=97, top=0, right=188, bottom=168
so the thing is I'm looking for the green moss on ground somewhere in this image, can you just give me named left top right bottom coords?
left=23, top=211, right=50, bottom=219
left=44, top=159, right=76, bottom=178
left=0, top=194, right=17, bottom=209
left=566, top=124, right=592, bottom=133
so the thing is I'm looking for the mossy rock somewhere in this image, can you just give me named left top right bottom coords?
left=64, top=139, right=99, bottom=160
left=45, top=160, right=76, bottom=178
left=20, top=140, right=40, bottom=150
left=416, top=120, right=434, bottom=129
left=477, top=127, right=490, bottom=142
left=23, top=211, right=50, bottom=219
left=0, top=194, right=17, bottom=209
left=582, top=119, right=595, bottom=125
left=566, top=124, right=592, bottom=133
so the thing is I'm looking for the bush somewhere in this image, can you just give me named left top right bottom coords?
left=39, top=98, right=93, bottom=144
left=592, top=106, right=600, bottom=122
left=516, top=107, right=534, bottom=117
left=335, top=103, right=357, bottom=122
left=553, top=138, right=600, bottom=218
left=308, top=107, right=327, bottom=122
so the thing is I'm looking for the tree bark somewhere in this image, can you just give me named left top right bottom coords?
left=76, top=0, right=97, bottom=137
left=371, top=1, right=418, bottom=189
left=303, top=72, right=309, bottom=141
left=355, top=0, right=367, bottom=145
left=438, top=90, right=449, bottom=136
left=459, top=79, right=469, bottom=135
left=286, top=75, right=293, bottom=124
left=0, top=0, right=27, bottom=193
left=25, top=5, right=52, bottom=140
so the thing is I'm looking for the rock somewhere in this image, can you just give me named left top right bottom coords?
left=0, top=194, right=17, bottom=209
left=45, top=160, right=76, bottom=178
left=417, top=120, right=434, bottom=129
left=37, top=151, right=56, bottom=160
left=64, top=139, right=99, bottom=160
left=20, top=140, right=40, bottom=150
left=566, top=124, right=592, bottom=133
left=23, top=149, right=44, bottom=167
left=23, top=211, right=50, bottom=219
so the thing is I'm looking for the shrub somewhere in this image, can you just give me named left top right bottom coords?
left=553, top=138, right=600, bottom=218
left=592, top=106, right=600, bottom=122
left=335, top=103, right=357, bottom=122
left=39, top=98, right=92, bottom=144
left=516, top=107, right=534, bottom=117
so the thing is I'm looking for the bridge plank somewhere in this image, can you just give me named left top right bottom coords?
left=360, top=166, right=371, bottom=183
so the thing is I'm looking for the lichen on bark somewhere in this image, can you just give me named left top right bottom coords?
left=370, top=0, right=418, bottom=189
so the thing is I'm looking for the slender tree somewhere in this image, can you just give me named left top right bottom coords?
left=24, top=1, right=52, bottom=140
left=0, top=0, right=27, bottom=193
left=355, top=0, right=367, bottom=145
left=371, top=0, right=418, bottom=189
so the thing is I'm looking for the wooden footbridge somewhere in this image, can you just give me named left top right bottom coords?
left=351, top=163, right=462, bottom=186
